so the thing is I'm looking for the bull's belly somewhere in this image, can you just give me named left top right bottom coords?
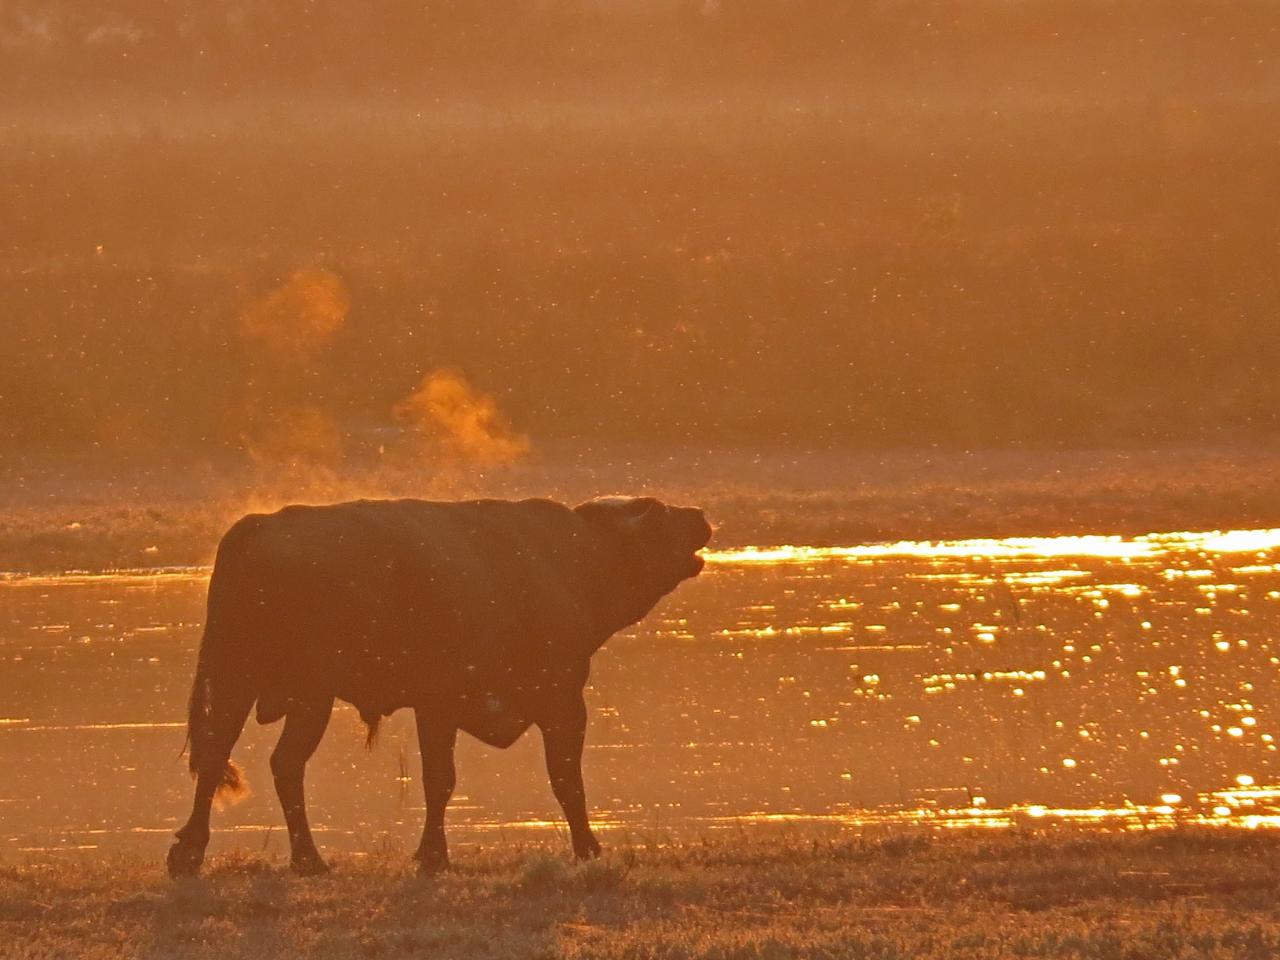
left=266, top=682, right=533, bottom=750
left=457, top=693, right=534, bottom=748
left=245, top=629, right=568, bottom=748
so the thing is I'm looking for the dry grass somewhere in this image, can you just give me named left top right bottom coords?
left=3, top=832, right=1280, bottom=958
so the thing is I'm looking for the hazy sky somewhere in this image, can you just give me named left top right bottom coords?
left=3, top=1, right=1278, bottom=458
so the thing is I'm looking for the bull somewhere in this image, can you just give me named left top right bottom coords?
left=167, top=495, right=711, bottom=877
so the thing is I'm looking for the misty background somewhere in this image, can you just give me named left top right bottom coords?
left=3, top=0, right=1278, bottom=467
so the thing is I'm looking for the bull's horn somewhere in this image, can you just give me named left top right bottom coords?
left=623, top=499, right=663, bottom=532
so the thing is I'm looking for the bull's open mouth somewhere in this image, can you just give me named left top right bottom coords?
left=690, top=522, right=712, bottom=574
left=670, top=509, right=711, bottom=577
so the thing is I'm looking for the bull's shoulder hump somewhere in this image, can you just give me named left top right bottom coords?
left=516, top=497, right=574, bottom=515
left=392, top=498, right=579, bottom=535
left=442, top=497, right=570, bottom=515
left=470, top=497, right=577, bottom=521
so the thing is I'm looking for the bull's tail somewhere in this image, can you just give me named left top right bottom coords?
left=183, top=643, right=249, bottom=801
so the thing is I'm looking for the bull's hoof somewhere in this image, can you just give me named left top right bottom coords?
left=166, top=841, right=204, bottom=879
left=573, top=836, right=602, bottom=861
left=290, top=854, right=330, bottom=877
left=415, top=850, right=450, bottom=875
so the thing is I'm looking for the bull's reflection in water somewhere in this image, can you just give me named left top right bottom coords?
left=167, top=496, right=711, bottom=877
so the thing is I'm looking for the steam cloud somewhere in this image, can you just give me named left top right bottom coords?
left=232, top=270, right=528, bottom=473
left=394, top=369, right=529, bottom=466
left=236, top=268, right=350, bottom=465
left=239, top=268, right=350, bottom=357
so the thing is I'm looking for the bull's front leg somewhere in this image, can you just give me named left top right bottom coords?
left=413, top=710, right=457, bottom=873
left=538, top=689, right=601, bottom=860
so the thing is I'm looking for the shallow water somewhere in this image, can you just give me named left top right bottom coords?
left=4, top=528, right=1280, bottom=860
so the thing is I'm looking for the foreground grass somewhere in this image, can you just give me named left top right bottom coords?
left=3, top=832, right=1280, bottom=959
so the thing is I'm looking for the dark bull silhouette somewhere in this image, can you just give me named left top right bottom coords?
left=168, top=495, right=711, bottom=877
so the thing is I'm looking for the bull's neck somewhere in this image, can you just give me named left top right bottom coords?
left=585, top=548, right=677, bottom=642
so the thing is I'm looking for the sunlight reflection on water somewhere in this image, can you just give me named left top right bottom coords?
left=708, top=527, right=1280, bottom=564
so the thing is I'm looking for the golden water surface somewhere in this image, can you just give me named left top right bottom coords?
left=3, top=527, right=1280, bottom=856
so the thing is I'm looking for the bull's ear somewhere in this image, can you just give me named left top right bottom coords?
left=575, top=497, right=664, bottom=536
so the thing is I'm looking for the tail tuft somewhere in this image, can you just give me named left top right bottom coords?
left=187, top=742, right=249, bottom=802
left=217, top=760, right=248, bottom=800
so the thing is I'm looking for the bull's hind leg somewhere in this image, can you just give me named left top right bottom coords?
left=271, top=696, right=334, bottom=875
left=168, top=691, right=254, bottom=878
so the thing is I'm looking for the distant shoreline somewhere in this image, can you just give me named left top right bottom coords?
left=3, top=444, right=1280, bottom=574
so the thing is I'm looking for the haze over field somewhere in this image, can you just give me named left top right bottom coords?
left=3, top=0, right=1280, bottom=472
left=7, top=8, right=1280, bottom=958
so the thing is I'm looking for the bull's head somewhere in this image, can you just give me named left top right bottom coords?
left=574, top=496, right=712, bottom=632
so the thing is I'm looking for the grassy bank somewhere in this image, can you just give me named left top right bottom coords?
left=3, top=832, right=1280, bottom=959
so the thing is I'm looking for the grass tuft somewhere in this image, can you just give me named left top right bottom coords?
left=519, top=853, right=572, bottom=893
